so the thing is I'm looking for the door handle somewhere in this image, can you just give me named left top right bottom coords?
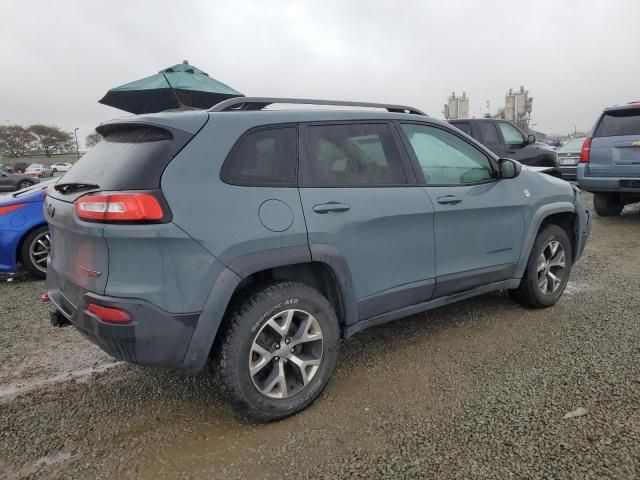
left=507, top=150, right=517, bottom=154
left=312, top=202, right=351, bottom=214
left=436, top=195, right=462, bottom=205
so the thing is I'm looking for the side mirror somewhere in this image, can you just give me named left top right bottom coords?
left=498, top=158, right=521, bottom=179
left=527, top=134, right=536, bottom=144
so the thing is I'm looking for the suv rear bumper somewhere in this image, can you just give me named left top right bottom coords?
left=577, top=165, right=640, bottom=193
left=48, top=264, right=243, bottom=373
left=48, top=284, right=200, bottom=369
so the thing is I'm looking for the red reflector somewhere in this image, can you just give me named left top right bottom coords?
left=76, top=193, right=164, bottom=222
left=41, top=294, right=50, bottom=303
left=87, top=303, right=131, bottom=324
left=579, top=137, right=592, bottom=163
left=0, top=204, right=26, bottom=216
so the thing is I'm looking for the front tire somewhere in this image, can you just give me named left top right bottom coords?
left=215, top=281, right=340, bottom=421
left=509, top=224, right=572, bottom=308
left=593, top=192, right=623, bottom=217
left=20, top=225, right=50, bottom=279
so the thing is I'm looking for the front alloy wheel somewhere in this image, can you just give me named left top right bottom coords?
left=509, top=224, right=572, bottom=308
left=536, top=240, right=566, bottom=294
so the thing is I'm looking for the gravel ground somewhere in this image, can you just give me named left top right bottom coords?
left=1, top=194, right=639, bottom=479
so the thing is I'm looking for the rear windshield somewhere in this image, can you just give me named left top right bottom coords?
left=61, top=127, right=174, bottom=190
left=558, top=138, right=585, bottom=153
left=594, top=109, right=640, bottom=137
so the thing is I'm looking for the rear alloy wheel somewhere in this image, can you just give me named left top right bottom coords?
left=215, top=281, right=339, bottom=421
left=20, top=225, right=50, bottom=279
left=593, top=193, right=623, bottom=217
left=17, top=181, right=33, bottom=190
left=509, top=224, right=572, bottom=308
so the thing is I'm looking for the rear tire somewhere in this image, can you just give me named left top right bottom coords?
left=509, top=224, right=572, bottom=309
left=20, top=225, right=50, bottom=280
left=17, top=181, right=33, bottom=190
left=593, top=192, right=623, bottom=217
left=214, top=281, right=340, bottom=422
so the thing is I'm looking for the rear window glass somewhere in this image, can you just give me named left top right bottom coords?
left=60, top=127, right=174, bottom=190
left=558, top=138, right=585, bottom=153
left=594, top=109, right=640, bottom=137
left=452, top=122, right=471, bottom=135
left=221, top=127, right=298, bottom=186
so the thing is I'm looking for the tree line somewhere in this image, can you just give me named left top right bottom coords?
left=0, top=125, right=102, bottom=158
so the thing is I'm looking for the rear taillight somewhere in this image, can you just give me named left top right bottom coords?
left=0, top=204, right=26, bottom=216
left=75, top=192, right=165, bottom=222
left=579, top=137, right=592, bottom=163
left=87, top=303, right=131, bottom=324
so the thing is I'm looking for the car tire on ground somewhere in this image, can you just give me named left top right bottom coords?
left=593, top=192, right=623, bottom=216
left=214, top=281, right=340, bottom=422
left=20, top=225, right=50, bottom=280
left=17, top=180, right=34, bottom=189
left=509, top=224, right=572, bottom=309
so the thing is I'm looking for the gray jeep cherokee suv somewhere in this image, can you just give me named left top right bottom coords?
left=46, top=97, right=590, bottom=421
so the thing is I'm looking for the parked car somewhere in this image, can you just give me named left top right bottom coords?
left=12, top=162, right=31, bottom=174
left=577, top=102, right=640, bottom=216
left=51, top=162, right=72, bottom=173
left=0, top=178, right=57, bottom=278
left=0, top=171, right=39, bottom=192
left=25, top=163, right=53, bottom=178
left=46, top=97, right=590, bottom=421
left=556, top=138, right=585, bottom=181
left=544, top=138, right=562, bottom=149
left=0, top=164, right=14, bottom=174
left=449, top=119, right=558, bottom=168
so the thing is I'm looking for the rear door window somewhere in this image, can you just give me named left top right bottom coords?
left=301, top=123, right=407, bottom=186
left=594, top=109, right=640, bottom=137
left=478, top=122, right=501, bottom=144
left=221, top=126, right=298, bottom=186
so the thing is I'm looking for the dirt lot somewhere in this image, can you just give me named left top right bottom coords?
left=1, top=194, right=639, bottom=480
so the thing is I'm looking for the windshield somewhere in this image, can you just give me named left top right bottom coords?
left=558, top=138, right=585, bottom=153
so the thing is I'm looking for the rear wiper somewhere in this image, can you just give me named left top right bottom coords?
left=54, top=182, right=100, bottom=194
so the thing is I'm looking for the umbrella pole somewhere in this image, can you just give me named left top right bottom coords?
left=162, top=72, right=184, bottom=109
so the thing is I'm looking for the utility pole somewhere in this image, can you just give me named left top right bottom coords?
left=74, top=128, right=80, bottom=159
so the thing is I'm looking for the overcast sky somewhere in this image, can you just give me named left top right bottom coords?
left=2, top=0, right=639, bottom=147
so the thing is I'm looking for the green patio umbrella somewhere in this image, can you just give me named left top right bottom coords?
left=98, top=60, right=243, bottom=114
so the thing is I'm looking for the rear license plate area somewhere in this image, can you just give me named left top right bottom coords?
left=620, top=179, right=640, bottom=188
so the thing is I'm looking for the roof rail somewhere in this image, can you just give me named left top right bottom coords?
left=208, top=97, right=426, bottom=115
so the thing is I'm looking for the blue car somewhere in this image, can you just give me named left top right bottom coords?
left=0, top=178, right=57, bottom=278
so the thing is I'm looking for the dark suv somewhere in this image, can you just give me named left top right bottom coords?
left=449, top=119, right=558, bottom=168
left=46, top=98, right=590, bottom=421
